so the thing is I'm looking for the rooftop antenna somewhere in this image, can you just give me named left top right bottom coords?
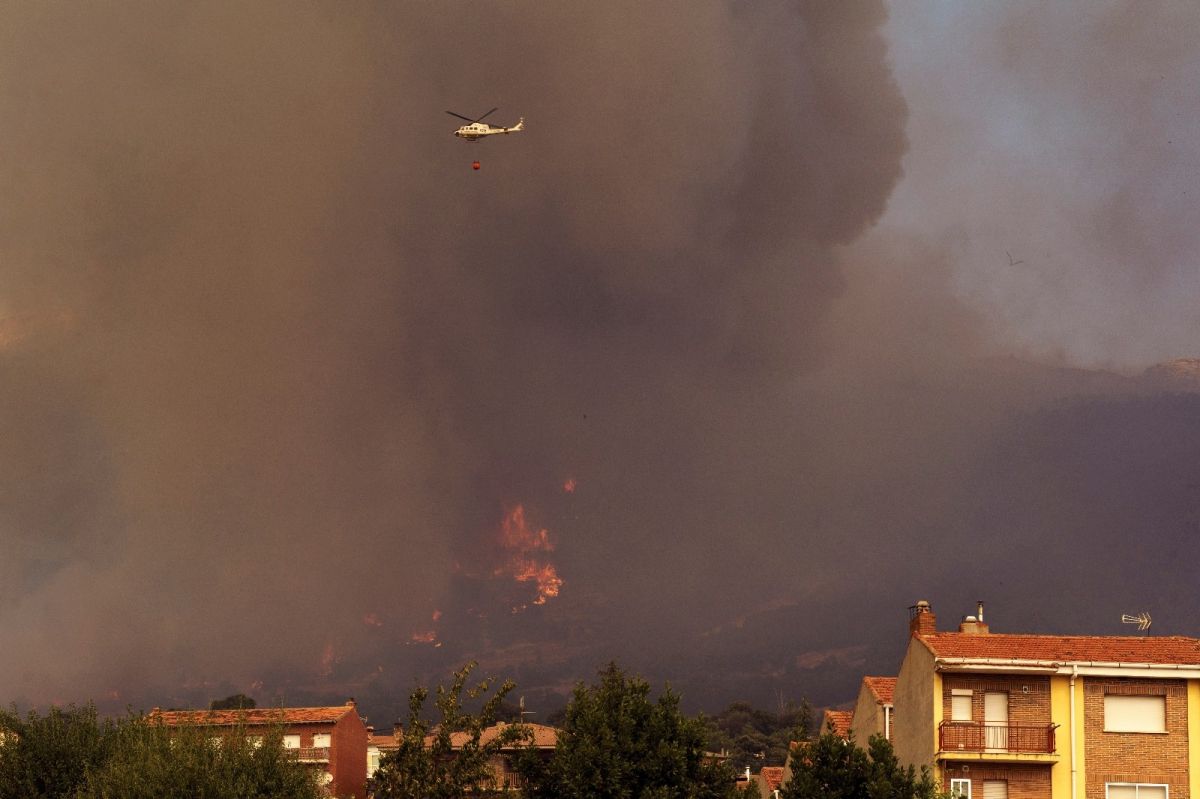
left=1121, top=611, right=1152, bottom=635
left=519, top=695, right=535, bottom=721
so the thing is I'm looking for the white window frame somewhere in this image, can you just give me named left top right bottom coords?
left=1103, top=695, right=1167, bottom=733
left=282, top=734, right=301, bottom=749
left=951, top=778, right=972, bottom=799
left=951, top=689, right=973, bottom=722
left=1105, top=783, right=1169, bottom=799
left=312, top=733, right=332, bottom=748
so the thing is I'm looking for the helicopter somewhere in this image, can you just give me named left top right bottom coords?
left=447, top=108, right=525, bottom=141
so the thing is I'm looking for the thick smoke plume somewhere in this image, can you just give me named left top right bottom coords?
left=2, top=1, right=1199, bottom=719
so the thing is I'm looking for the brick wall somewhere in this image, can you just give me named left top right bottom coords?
left=943, top=763, right=1052, bottom=799
left=330, top=712, right=368, bottom=799
left=1083, top=678, right=1189, bottom=799
left=942, top=676, right=1053, bottom=724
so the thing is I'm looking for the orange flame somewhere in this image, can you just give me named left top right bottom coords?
left=563, top=477, right=577, bottom=493
left=498, top=505, right=564, bottom=607
left=409, top=609, right=442, bottom=645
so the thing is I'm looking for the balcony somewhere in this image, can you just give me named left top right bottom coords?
left=938, top=722, right=1057, bottom=758
left=287, top=747, right=331, bottom=763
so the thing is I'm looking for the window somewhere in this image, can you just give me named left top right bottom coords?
left=951, top=779, right=972, bottom=799
left=983, top=780, right=1008, bottom=799
left=1104, top=695, right=1166, bottom=733
left=1107, top=784, right=1168, bottom=799
left=248, top=736, right=263, bottom=749
left=282, top=734, right=301, bottom=749
left=313, top=733, right=331, bottom=748
left=952, top=690, right=973, bottom=722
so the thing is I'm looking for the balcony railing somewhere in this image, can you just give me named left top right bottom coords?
left=286, top=747, right=331, bottom=763
left=938, top=722, right=1056, bottom=754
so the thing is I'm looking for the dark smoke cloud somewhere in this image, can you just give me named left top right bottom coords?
left=1, top=1, right=1198, bottom=720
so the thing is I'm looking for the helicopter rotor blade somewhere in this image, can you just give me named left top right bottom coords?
left=473, top=107, right=499, bottom=123
left=446, top=111, right=476, bottom=122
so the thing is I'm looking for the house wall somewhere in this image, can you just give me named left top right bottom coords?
left=941, top=675, right=1052, bottom=725
left=852, top=684, right=888, bottom=742
left=1083, top=678, right=1189, bottom=799
left=894, top=638, right=939, bottom=771
left=329, top=712, right=368, bottom=799
left=947, top=763, right=1053, bottom=799
left=1049, top=674, right=1083, bottom=799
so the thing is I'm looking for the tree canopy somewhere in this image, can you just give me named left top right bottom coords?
left=781, top=729, right=937, bottom=799
left=519, top=662, right=737, bottom=799
left=701, top=699, right=813, bottom=771
left=0, top=704, right=322, bottom=799
left=209, top=693, right=257, bottom=711
left=369, top=661, right=533, bottom=799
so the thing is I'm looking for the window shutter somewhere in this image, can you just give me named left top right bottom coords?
left=983, top=781, right=1008, bottom=799
left=1104, top=695, right=1166, bottom=733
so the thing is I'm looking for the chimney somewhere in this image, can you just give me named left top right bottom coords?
left=394, top=722, right=403, bottom=738
left=958, top=615, right=990, bottom=635
left=346, top=698, right=356, bottom=708
left=908, top=600, right=937, bottom=636
left=958, top=601, right=990, bottom=634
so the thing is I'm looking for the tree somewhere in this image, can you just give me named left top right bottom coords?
left=0, top=704, right=114, bottom=799
left=521, top=662, right=737, bottom=799
left=702, top=699, right=814, bottom=770
left=77, top=722, right=324, bottom=799
left=369, top=662, right=532, bottom=799
left=210, top=693, right=257, bottom=710
left=781, top=730, right=937, bottom=799
left=0, top=705, right=322, bottom=799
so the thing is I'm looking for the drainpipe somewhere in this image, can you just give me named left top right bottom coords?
left=885, top=706, right=891, bottom=741
left=1070, top=664, right=1078, bottom=799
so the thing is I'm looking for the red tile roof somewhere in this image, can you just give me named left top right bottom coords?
left=369, top=732, right=399, bottom=750
left=759, top=766, right=785, bottom=791
left=919, top=633, right=1200, bottom=665
left=862, top=676, right=896, bottom=704
left=148, top=703, right=357, bottom=727
left=821, top=709, right=853, bottom=738
left=427, top=722, right=557, bottom=750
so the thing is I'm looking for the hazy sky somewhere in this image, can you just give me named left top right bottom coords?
left=1, top=1, right=1198, bottom=721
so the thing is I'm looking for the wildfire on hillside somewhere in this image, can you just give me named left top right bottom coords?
left=496, top=504, right=564, bottom=610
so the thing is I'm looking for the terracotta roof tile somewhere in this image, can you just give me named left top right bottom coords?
left=920, top=633, right=1200, bottom=665
left=369, top=733, right=399, bottom=750
left=863, top=676, right=896, bottom=704
left=759, top=766, right=785, bottom=791
left=426, top=722, right=557, bottom=750
left=821, top=709, right=853, bottom=738
left=148, top=704, right=356, bottom=727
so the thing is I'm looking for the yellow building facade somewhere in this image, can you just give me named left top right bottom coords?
left=889, top=601, right=1200, bottom=799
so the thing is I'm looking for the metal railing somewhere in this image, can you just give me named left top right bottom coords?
left=938, top=722, right=1056, bottom=754
left=287, top=746, right=331, bottom=763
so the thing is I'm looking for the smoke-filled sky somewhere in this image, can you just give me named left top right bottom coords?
left=2, top=1, right=1199, bottom=721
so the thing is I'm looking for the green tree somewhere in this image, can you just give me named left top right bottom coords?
left=209, top=694, right=257, bottom=711
left=369, top=662, right=532, bottom=799
left=0, top=704, right=114, bottom=799
left=77, top=722, right=324, bottom=799
left=521, top=662, right=737, bottom=799
left=0, top=705, right=322, bottom=799
left=781, top=730, right=936, bottom=799
left=702, top=699, right=814, bottom=770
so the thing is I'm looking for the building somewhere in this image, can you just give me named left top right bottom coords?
left=755, top=765, right=785, bottom=799
left=428, top=721, right=558, bottom=792
left=891, top=600, right=1200, bottom=799
left=850, top=676, right=897, bottom=742
left=147, top=699, right=368, bottom=799
left=821, top=708, right=854, bottom=739
left=367, top=724, right=400, bottom=781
